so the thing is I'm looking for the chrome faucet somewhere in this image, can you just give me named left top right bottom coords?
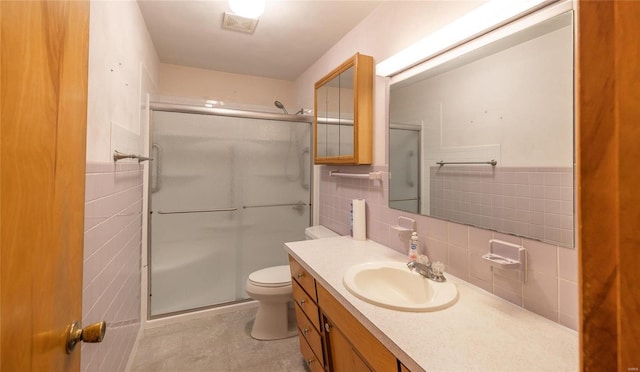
left=407, top=260, right=446, bottom=282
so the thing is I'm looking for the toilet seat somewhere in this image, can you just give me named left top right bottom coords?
left=248, top=265, right=291, bottom=288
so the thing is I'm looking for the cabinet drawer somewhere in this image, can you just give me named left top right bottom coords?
left=293, top=280, right=320, bottom=331
left=294, top=302, right=324, bottom=366
left=289, top=255, right=317, bottom=301
left=299, top=329, right=325, bottom=372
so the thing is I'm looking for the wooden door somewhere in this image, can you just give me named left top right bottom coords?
left=1, top=1, right=89, bottom=371
left=577, top=1, right=640, bottom=370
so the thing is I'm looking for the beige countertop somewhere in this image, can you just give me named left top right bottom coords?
left=285, top=236, right=578, bottom=372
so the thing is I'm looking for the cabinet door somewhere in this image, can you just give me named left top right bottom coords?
left=314, top=53, right=373, bottom=165
left=317, top=283, right=398, bottom=371
left=324, top=316, right=372, bottom=372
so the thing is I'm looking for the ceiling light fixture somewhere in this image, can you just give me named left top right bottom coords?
left=228, top=0, right=265, bottom=19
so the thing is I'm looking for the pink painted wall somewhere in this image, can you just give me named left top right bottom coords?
left=318, top=165, right=578, bottom=330
left=158, top=63, right=298, bottom=111
left=82, top=162, right=143, bottom=371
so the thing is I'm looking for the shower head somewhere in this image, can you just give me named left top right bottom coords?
left=274, top=100, right=288, bottom=114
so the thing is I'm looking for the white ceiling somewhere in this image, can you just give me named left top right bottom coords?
left=138, top=0, right=383, bottom=81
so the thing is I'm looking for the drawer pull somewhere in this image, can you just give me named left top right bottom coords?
left=296, top=272, right=304, bottom=279
left=306, top=359, right=314, bottom=366
left=299, top=299, right=306, bottom=305
left=302, top=328, right=310, bottom=335
left=324, top=322, right=331, bottom=333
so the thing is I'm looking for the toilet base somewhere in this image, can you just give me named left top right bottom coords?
left=250, top=300, right=297, bottom=340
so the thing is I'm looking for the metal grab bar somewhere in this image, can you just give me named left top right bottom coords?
left=114, top=150, right=153, bottom=163
left=436, top=160, right=497, bottom=167
left=242, top=202, right=308, bottom=209
left=157, top=207, right=237, bottom=215
left=157, top=203, right=308, bottom=215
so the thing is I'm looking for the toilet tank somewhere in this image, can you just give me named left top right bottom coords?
left=304, top=225, right=339, bottom=240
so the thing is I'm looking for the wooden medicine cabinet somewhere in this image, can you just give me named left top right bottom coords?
left=314, top=53, right=373, bottom=165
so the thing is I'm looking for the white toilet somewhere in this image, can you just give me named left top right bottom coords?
left=245, top=225, right=339, bottom=340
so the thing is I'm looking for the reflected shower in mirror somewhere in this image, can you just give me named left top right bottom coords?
left=317, top=66, right=355, bottom=158
left=388, top=12, right=575, bottom=248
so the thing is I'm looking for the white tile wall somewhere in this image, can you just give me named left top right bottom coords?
left=82, top=162, right=143, bottom=371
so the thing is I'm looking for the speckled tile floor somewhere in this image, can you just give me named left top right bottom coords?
left=130, top=308, right=308, bottom=372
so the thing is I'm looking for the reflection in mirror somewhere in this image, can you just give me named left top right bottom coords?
left=316, top=84, right=329, bottom=157
left=388, top=12, right=574, bottom=248
left=339, top=67, right=355, bottom=156
left=316, top=66, right=356, bottom=157
left=389, top=123, right=421, bottom=213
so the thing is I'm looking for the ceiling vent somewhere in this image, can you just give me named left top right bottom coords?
left=222, top=12, right=259, bottom=34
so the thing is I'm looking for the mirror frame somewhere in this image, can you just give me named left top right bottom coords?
left=314, top=53, right=373, bottom=165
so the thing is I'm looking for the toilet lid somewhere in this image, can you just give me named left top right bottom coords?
left=248, top=265, right=292, bottom=287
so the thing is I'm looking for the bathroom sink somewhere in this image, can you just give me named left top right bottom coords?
left=343, top=261, right=458, bottom=312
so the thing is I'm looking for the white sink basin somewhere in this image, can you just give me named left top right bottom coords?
left=343, top=261, right=458, bottom=312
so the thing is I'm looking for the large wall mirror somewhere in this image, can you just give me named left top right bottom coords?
left=388, top=11, right=575, bottom=248
left=315, top=53, right=373, bottom=165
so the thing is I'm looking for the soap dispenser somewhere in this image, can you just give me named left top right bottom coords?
left=408, top=232, right=419, bottom=261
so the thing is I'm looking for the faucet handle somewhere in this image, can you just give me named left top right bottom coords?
left=416, top=254, right=429, bottom=265
left=431, top=261, right=445, bottom=276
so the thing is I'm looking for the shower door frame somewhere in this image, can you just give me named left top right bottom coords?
left=146, top=102, right=314, bottom=320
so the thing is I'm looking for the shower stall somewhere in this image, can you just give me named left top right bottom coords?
left=148, top=103, right=312, bottom=318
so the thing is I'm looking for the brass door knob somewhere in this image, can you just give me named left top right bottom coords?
left=66, top=320, right=107, bottom=353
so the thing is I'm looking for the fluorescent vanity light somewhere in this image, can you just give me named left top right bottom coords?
left=228, top=0, right=265, bottom=19
left=376, top=0, right=553, bottom=77
left=205, top=100, right=224, bottom=108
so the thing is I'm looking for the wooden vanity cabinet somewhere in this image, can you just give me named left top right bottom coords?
left=318, top=283, right=398, bottom=372
left=289, top=256, right=326, bottom=370
left=289, top=255, right=405, bottom=372
left=323, top=316, right=372, bottom=372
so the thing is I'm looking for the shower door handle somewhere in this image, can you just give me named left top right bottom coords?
left=406, top=150, right=414, bottom=187
left=151, top=143, right=162, bottom=193
left=301, top=148, right=310, bottom=190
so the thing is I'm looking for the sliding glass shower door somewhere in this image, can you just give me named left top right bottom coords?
left=150, top=110, right=311, bottom=317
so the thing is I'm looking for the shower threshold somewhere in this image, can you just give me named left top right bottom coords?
left=149, top=298, right=256, bottom=321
